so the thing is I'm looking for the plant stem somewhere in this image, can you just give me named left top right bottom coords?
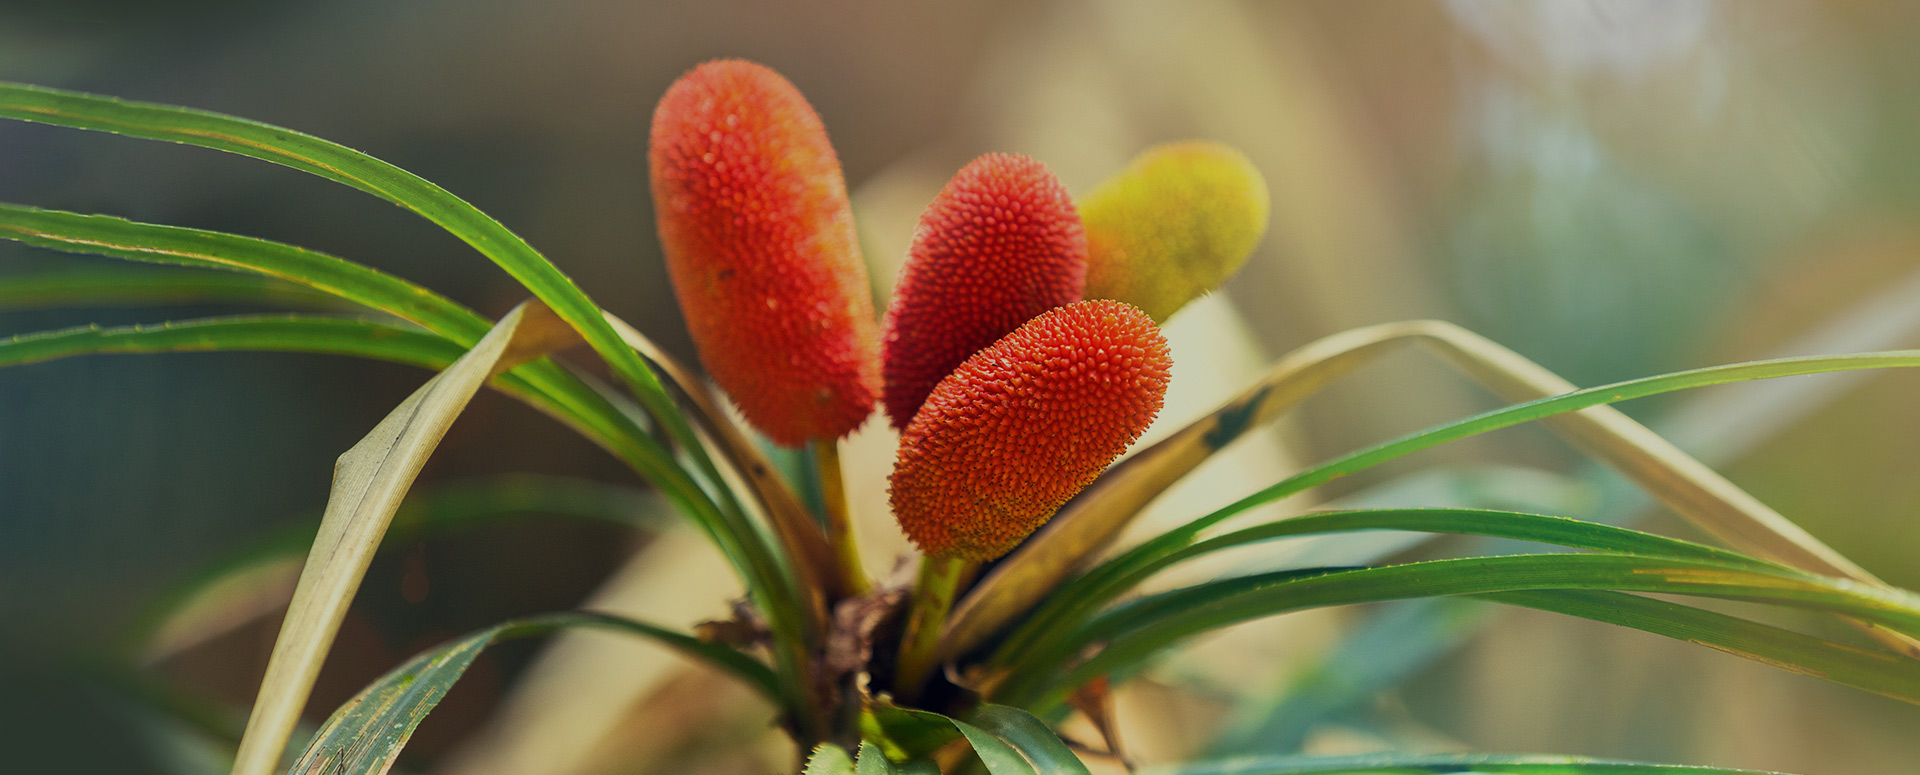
left=895, top=554, right=972, bottom=703
left=812, top=437, right=870, bottom=597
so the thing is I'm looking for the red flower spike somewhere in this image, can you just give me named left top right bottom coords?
left=880, top=153, right=1087, bottom=430
left=890, top=300, right=1171, bottom=561
left=649, top=59, right=881, bottom=446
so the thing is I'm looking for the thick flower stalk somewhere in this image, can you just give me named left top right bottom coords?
left=649, top=59, right=880, bottom=446
left=890, top=299, right=1172, bottom=562
left=1080, top=141, right=1270, bottom=322
left=881, top=152, right=1087, bottom=429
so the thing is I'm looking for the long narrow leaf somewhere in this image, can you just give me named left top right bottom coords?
left=0, top=206, right=776, bottom=643
left=1000, top=349, right=1920, bottom=674
left=231, top=301, right=578, bottom=775
left=1000, top=554, right=1920, bottom=709
left=967, top=705, right=1093, bottom=775
left=896, top=709, right=1038, bottom=775
left=989, top=508, right=1778, bottom=665
left=0, top=84, right=815, bottom=725
left=0, top=314, right=463, bottom=367
left=1147, top=753, right=1788, bottom=774
left=0, top=203, right=486, bottom=337
left=947, top=322, right=1904, bottom=661
left=0, top=266, right=339, bottom=310
left=133, top=474, right=664, bottom=662
left=289, top=611, right=777, bottom=775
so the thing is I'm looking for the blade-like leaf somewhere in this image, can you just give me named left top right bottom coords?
left=231, top=300, right=579, bottom=775
left=133, top=474, right=664, bottom=662
left=290, top=611, right=777, bottom=775
left=967, top=705, right=1092, bottom=775
left=0, top=88, right=802, bottom=650
left=1481, top=589, right=1920, bottom=705
left=990, top=508, right=1777, bottom=665
left=0, top=314, right=464, bottom=367
left=895, top=709, right=1036, bottom=775
left=854, top=741, right=899, bottom=775
left=996, top=348, right=1920, bottom=673
left=0, top=266, right=340, bottom=310
left=1146, top=753, right=1789, bottom=774
left=947, top=322, right=1418, bottom=658
left=999, top=553, right=1920, bottom=710
left=0, top=83, right=668, bottom=412
left=605, top=312, right=838, bottom=612
left=946, top=322, right=1910, bottom=660
left=0, top=203, right=487, bottom=337
left=0, top=88, right=811, bottom=672
left=0, top=211, right=775, bottom=642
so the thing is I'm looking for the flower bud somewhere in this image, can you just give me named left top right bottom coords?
left=1080, top=141, right=1269, bottom=322
left=881, top=153, right=1087, bottom=430
left=890, top=300, right=1171, bottom=561
left=649, top=59, right=880, bottom=445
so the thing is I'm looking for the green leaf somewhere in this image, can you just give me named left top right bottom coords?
left=1006, top=349, right=1920, bottom=671
left=131, top=474, right=665, bottom=662
left=854, top=741, right=899, bottom=775
left=0, top=266, right=341, bottom=310
left=0, top=314, right=464, bottom=368
left=967, top=705, right=1092, bottom=775
left=233, top=301, right=576, bottom=775
left=1000, top=553, right=1920, bottom=710
left=0, top=83, right=666, bottom=412
left=1482, top=589, right=1920, bottom=705
left=0, top=203, right=488, bottom=338
left=0, top=83, right=815, bottom=729
left=804, top=744, right=857, bottom=775
left=0, top=210, right=769, bottom=634
left=1146, top=753, right=1789, bottom=774
left=992, top=508, right=1779, bottom=666
left=290, top=611, right=777, bottom=775
left=894, top=706, right=1090, bottom=775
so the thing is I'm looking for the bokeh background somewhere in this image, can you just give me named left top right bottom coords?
left=4, top=1, right=1920, bottom=773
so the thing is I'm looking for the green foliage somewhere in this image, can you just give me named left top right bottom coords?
left=4, top=74, right=1919, bottom=775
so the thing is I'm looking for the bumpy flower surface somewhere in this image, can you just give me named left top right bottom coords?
left=890, top=300, right=1171, bottom=561
left=650, top=59, right=881, bottom=445
left=881, top=153, right=1087, bottom=430
left=1080, top=141, right=1270, bottom=322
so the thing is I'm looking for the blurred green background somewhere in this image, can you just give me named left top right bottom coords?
left=4, top=1, right=1919, bottom=773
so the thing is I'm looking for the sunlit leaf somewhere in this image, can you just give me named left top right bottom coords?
left=290, top=611, right=777, bottom=775
left=991, top=347, right=1920, bottom=675
left=997, top=552, right=1920, bottom=711
left=231, top=300, right=579, bottom=775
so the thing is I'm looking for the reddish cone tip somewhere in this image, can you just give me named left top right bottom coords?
left=889, top=300, right=1171, bottom=561
left=650, top=59, right=880, bottom=446
left=881, top=153, right=1087, bottom=430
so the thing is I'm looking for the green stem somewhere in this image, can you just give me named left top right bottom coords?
left=894, top=555, right=972, bottom=704
left=812, top=438, right=870, bottom=597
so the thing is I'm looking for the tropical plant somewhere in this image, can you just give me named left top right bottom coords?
left=4, top=57, right=1920, bottom=775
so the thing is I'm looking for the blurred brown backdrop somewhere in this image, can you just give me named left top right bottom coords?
left=4, top=1, right=1920, bottom=773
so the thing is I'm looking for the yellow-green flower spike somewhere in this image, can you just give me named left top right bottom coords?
left=1079, top=141, right=1270, bottom=322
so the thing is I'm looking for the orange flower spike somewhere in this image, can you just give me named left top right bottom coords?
left=890, top=300, right=1172, bottom=561
left=649, top=59, right=880, bottom=446
left=880, top=153, right=1088, bottom=430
